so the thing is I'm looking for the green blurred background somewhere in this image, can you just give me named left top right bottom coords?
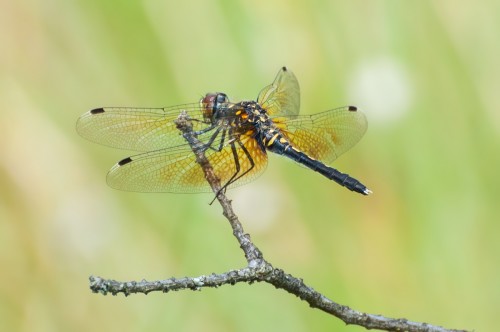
left=1, top=0, right=499, bottom=331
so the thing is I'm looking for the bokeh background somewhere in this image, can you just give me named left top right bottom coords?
left=1, top=0, right=498, bottom=331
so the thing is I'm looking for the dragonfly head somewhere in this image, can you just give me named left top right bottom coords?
left=200, top=93, right=229, bottom=122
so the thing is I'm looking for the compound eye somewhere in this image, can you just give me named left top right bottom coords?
left=216, top=93, right=228, bottom=104
left=201, top=93, right=217, bottom=106
left=200, top=93, right=229, bottom=123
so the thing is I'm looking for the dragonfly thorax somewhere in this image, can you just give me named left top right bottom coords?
left=237, top=101, right=269, bottom=125
left=236, top=101, right=289, bottom=151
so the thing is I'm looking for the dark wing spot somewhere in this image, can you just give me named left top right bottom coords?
left=118, top=157, right=133, bottom=166
left=282, top=66, right=287, bottom=72
left=348, top=106, right=358, bottom=112
left=90, top=108, right=105, bottom=114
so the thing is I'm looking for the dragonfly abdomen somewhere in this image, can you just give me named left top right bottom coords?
left=268, top=138, right=371, bottom=195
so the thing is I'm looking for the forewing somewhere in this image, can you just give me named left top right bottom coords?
left=274, top=106, right=367, bottom=164
left=257, top=67, right=300, bottom=118
left=76, top=103, right=208, bottom=152
left=106, top=133, right=268, bottom=193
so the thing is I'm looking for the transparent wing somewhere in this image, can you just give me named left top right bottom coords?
left=106, top=133, right=268, bottom=193
left=273, top=106, right=367, bottom=164
left=76, top=103, right=212, bottom=152
left=257, top=67, right=300, bottom=118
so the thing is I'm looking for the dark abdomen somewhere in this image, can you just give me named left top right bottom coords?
left=268, top=140, right=370, bottom=195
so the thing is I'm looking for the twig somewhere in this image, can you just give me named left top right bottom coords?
left=89, top=111, right=470, bottom=332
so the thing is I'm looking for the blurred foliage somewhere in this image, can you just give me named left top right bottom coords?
left=1, top=0, right=499, bottom=331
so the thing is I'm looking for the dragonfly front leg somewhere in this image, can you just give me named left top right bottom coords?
left=192, top=120, right=217, bottom=135
left=207, top=128, right=228, bottom=152
left=198, top=126, right=229, bottom=153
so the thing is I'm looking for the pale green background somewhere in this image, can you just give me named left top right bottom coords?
left=1, top=1, right=498, bottom=331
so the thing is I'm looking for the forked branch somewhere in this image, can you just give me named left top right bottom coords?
left=89, top=111, right=469, bottom=332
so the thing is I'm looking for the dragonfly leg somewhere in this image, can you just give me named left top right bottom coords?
left=231, top=139, right=255, bottom=185
left=207, top=128, right=227, bottom=152
left=218, top=138, right=256, bottom=194
left=199, top=126, right=223, bottom=151
left=209, top=141, right=241, bottom=204
left=184, top=123, right=221, bottom=152
left=195, top=125, right=231, bottom=155
left=211, top=132, right=256, bottom=204
left=193, top=123, right=217, bottom=135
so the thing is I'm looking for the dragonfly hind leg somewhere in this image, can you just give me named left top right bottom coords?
left=225, top=139, right=255, bottom=190
left=211, top=139, right=255, bottom=203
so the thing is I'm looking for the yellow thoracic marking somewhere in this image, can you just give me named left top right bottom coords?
left=235, top=110, right=242, bottom=115
left=267, top=133, right=280, bottom=146
left=279, top=137, right=287, bottom=143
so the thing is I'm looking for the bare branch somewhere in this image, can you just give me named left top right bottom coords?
left=89, top=111, right=470, bottom=332
left=174, top=111, right=263, bottom=263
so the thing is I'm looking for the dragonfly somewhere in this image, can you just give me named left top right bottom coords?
left=76, top=67, right=371, bottom=196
